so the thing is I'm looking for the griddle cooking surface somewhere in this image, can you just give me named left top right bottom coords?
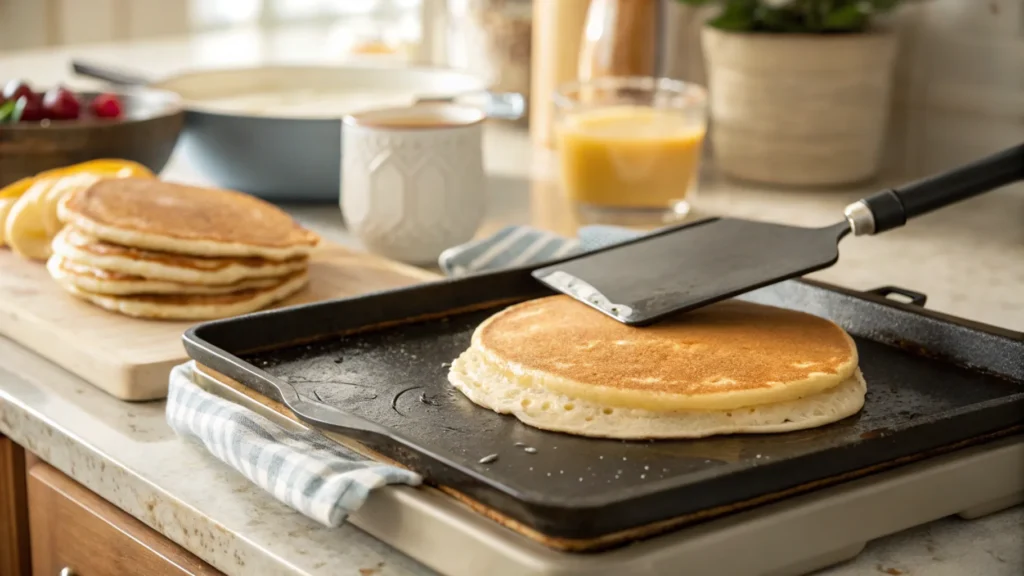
left=188, top=272, right=1024, bottom=542
left=245, top=307, right=1020, bottom=504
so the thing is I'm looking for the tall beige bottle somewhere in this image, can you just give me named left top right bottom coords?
left=529, top=0, right=591, bottom=148
left=577, top=0, right=658, bottom=80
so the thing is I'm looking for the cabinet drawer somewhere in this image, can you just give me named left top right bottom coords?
left=0, top=436, right=30, bottom=576
left=27, top=462, right=219, bottom=576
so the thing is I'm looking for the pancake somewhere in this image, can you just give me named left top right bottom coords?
left=58, top=269, right=309, bottom=320
left=450, top=349, right=865, bottom=439
left=58, top=178, right=320, bottom=260
left=467, top=296, right=857, bottom=411
left=47, top=254, right=284, bottom=296
left=447, top=296, right=865, bottom=439
left=51, top=226, right=307, bottom=285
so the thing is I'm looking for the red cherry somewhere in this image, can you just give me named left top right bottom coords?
left=15, top=95, right=45, bottom=122
left=42, top=86, right=81, bottom=120
left=2, top=79, right=34, bottom=103
left=89, top=93, right=123, bottom=119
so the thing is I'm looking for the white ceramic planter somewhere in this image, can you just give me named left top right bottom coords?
left=701, top=27, right=898, bottom=186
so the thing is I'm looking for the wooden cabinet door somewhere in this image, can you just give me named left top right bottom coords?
left=0, top=436, right=31, bottom=576
left=27, top=462, right=220, bottom=576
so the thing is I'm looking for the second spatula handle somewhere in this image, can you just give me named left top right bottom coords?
left=850, top=143, right=1024, bottom=235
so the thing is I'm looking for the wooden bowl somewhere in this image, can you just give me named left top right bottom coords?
left=0, top=88, right=183, bottom=187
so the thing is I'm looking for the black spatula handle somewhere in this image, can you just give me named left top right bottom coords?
left=848, top=143, right=1024, bottom=235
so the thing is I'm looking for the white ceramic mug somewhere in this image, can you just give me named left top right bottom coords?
left=341, top=103, right=486, bottom=265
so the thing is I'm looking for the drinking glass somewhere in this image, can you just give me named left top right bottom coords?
left=553, top=76, right=708, bottom=220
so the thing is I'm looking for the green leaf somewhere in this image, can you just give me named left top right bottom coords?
left=0, top=100, right=14, bottom=124
left=709, top=12, right=755, bottom=31
left=868, top=0, right=903, bottom=12
left=708, top=1, right=757, bottom=31
left=11, top=96, right=27, bottom=123
left=693, top=0, right=908, bottom=33
left=822, top=3, right=868, bottom=31
left=758, top=7, right=810, bottom=33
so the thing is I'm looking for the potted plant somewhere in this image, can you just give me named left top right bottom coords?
left=679, top=0, right=907, bottom=186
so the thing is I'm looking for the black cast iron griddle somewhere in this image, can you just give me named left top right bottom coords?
left=183, top=265, right=1024, bottom=546
left=534, top=142, right=1024, bottom=325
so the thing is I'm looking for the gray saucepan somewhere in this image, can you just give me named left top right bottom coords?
left=73, top=61, right=514, bottom=202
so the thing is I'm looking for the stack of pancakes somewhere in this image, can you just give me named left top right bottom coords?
left=448, top=296, right=866, bottom=439
left=46, top=178, right=319, bottom=320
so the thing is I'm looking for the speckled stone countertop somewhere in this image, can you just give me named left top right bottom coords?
left=1, top=26, right=1022, bottom=576
left=1, top=134, right=1021, bottom=573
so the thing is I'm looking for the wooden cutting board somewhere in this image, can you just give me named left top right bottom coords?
left=0, top=243, right=438, bottom=400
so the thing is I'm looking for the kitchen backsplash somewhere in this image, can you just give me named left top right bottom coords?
left=662, top=0, right=1024, bottom=177
left=0, top=0, right=432, bottom=62
left=0, top=0, right=190, bottom=48
left=3, top=0, right=1019, bottom=177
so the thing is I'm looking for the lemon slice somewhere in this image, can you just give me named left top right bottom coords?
left=1, top=158, right=156, bottom=259
left=5, top=180, right=53, bottom=261
left=0, top=176, right=36, bottom=200
left=62, top=159, right=155, bottom=180
left=0, top=198, right=15, bottom=247
left=0, top=159, right=153, bottom=201
left=42, top=172, right=101, bottom=237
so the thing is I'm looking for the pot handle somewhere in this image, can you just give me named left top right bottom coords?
left=416, top=91, right=525, bottom=121
left=71, top=60, right=152, bottom=86
left=474, top=91, right=525, bottom=121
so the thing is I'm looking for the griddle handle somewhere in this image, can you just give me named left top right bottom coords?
left=288, top=399, right=392, bottom=441
left=857, top=142, right=1024, bottom=234
left=866, top=286, right=927, bottom=307
left=219, top=360, right=392, bottom=440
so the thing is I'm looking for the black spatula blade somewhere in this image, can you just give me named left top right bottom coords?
left=533, top=144, right=1023, bottom=326
left=532, top=218, right=849, bottom=326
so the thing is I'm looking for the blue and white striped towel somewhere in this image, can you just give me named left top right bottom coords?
left=167, top=225, right=642, bottom=528
left=166, top=362, right=422, bottom=527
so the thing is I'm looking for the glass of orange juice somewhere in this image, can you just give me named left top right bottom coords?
left=553, top=76, right=708, bottom=220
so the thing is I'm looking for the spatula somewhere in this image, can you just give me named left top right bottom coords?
left=533, top=143, right=1024, bottom=326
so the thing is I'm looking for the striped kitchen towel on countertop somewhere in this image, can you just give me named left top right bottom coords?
left=166, top=362, right=421, bottom=528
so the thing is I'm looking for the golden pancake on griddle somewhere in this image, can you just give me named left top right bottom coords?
left=58, top=178, right=319, bottom=260
left=51, top=226, right=307, bottom=285
left=448, top=296, right=865, bottom=439
left=46, top=254, right=284, bottom=296
left=58, top=269, right=309, bottom=320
